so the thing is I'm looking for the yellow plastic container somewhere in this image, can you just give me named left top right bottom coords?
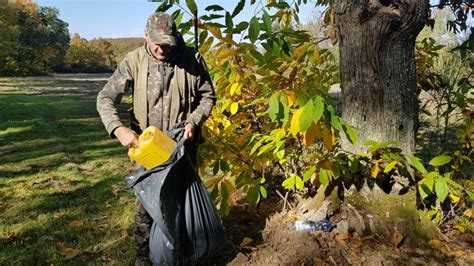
left=128, top=126, right=176, bottom=169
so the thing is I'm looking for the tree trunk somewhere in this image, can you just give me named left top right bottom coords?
left=335, top=0, right=429, bottom=153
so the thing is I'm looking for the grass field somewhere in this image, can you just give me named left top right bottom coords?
left=0, top=74, right=138, bottom=265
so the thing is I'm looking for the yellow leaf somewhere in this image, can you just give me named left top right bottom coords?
left=290, top=108, right=303, bottom=137
left=204, top=176, right=221, bottom=187
left=314, top=49, right=320, bottom=64
left=322, top=126, right=333, bottom=150
left=216, top=49, right=241, bottom=59
left=229, top=83, right=238, bottom=96
left=371, top=160, right=380, bottom=178
left=223, top=179, right=236, bottom=193
left=286, top=92, right=296, bottom=107
left=207, top=24, right=222, bottom=39
left=239, top=237, right=253, bottom=247
left=463, top=208, right=473, bottom=218
left=279, top=129, right=287, bottom=138
left=68, top=220, right=85, bottom=228
left=230, top=102, right=239, bottom=115
left=449, top=193, right=460, bottom=203
left=292, top=43, right=310, bottom=59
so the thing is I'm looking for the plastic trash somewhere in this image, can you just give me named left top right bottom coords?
left=291, top=219, right=334, bottom=232
left=128, top=126, right=176, bottom=169
left=125, top=122, right=226, bottom=265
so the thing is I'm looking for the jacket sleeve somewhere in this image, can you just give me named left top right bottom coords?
left=96, top=54, right=134, bottom=137
left=186, top=54, right=216, bottom=127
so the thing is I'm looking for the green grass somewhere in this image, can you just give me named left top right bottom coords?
left=0, top=75, right=137, bottom=265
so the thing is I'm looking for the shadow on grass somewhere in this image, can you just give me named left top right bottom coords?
left=0, top=175, right=135, bottom=264
left=0, top=75, right=136, bottom=264
left=0, top=77, right=131, bottom=178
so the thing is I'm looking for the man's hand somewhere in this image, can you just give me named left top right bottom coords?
left=114, top=126, right=139, bottom=148
left=184, top=123, right=195, bottom=140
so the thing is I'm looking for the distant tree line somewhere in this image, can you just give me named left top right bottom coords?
left=0, top=0, right=143, bottom=76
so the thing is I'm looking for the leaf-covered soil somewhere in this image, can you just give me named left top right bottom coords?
left=221, top=196, right=474, bottom=265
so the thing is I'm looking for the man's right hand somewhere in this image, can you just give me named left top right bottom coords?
left=113, top=126, right=139, bottom=148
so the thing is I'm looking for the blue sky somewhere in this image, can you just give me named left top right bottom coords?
left=34, top=0, right=318, bottom=40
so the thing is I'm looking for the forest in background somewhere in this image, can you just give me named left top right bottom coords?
left=0, top=0, right=144, bottom=76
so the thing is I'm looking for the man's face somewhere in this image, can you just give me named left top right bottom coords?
left=146, top=34, right=175, bottom=61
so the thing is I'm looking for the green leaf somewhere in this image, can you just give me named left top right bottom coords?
left=445, top=177, right=464, bottom=190
left=418, top=172, right=437, bottom=199
left=341, top=120, right=358, bottom=145
left=428, top=155, right=452, bottom=167
left=220, top=181, right=229, bottom=200
left=299, top=100, right=314, bottom=131
left=185, top=0, right=198, bottom=14
left=363, top=140, right=378, bottom=146
left=247, top=185, right=260, bottom=204
left=295, top=176, right=304, bottom=191
left=303, top=166, right=316, bottom=182
left=225, top=12, right=233, bottom=29
left=319, top=169, right=329, bottom=185
left=267, top=94, right=279, bottom=121
left=212, top=160, right=220, bottom=175
left=200, top=14, right=224, bottom=21
left=257, top=142, right=274, bottom=156
left=250, top=138, right=265, bottom=155
left=407, top=155, right=428, bottom=174
left=282, top=176, right=295, bottom=190
left=233, top=21, right=249, bottom=34
left=383, top=161, right=398, bottom=173
left=249, top=16, right=260, bottom=43
left=219, top=198, right=230, bottom=216
left=210, top=185, right=219, bottom=201
left=418, top=184, right=430, bottom=199
left=263, top=10, right=272, bottom=34
left=259, top=186, right=267, bottom=198
left=313, top=96, right=324, bottom=123
left=274, top=148, right=285, bottom=160
left=205, top=5, right=224, bottom=11
left=231, top=0, right=245, bottom=17
left=435, top=177, right=449, bottom=203
left=423, top=171, right=437, bottom=190
left=367, top=142, right=382, bottom=153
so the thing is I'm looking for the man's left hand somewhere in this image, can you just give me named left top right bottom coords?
left=184, top=123, right=195, bottom=140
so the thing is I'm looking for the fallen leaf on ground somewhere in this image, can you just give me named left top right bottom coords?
left=68, top=220, right=85, bottom=228
left=59, top=246, right=80, bottom=259
left=391, top=232, right=404, bottom=247
left=54, top=211, right=64, bottom=221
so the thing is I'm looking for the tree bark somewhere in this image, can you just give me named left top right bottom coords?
left=335, top=0, right=429, bottom=153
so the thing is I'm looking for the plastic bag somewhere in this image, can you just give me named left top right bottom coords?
left=125, top=123, right=226, bottom=265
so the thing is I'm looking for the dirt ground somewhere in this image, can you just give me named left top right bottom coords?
left=218, top=196, right=474, bottom=265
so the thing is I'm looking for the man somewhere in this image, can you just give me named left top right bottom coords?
left=97, top=12, right=216, bottom=264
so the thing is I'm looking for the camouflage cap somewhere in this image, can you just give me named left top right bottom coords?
left=146, top=12, right=178, bottom=46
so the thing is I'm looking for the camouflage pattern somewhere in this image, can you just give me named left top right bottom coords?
left=97, top=44, right=215, bottom=135
left=146, top=12, right=178, bottom=46
left=146, top=55, right=174, bottom=132
left=134, top=202, right=152, bottom=266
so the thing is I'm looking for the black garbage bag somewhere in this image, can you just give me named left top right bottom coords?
left=125, top=124, right=226, bottom=265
